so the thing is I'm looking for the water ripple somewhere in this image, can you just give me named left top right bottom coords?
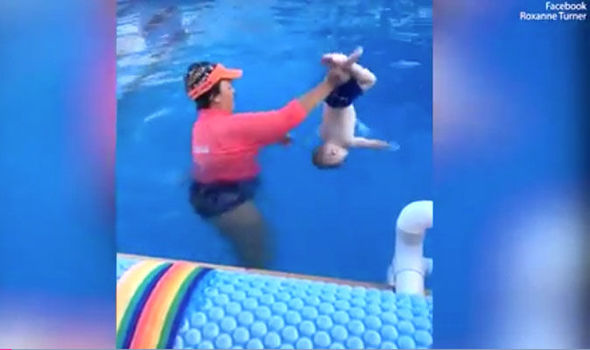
left=116, top=0, right=431, bottom=96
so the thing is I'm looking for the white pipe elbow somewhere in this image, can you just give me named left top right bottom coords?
left=388, top=200, right=433, bottom=295
left=396, top=200, right=433, bottom=234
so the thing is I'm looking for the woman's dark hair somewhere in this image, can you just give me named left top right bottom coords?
left=194, top=82, right=221, bottom=110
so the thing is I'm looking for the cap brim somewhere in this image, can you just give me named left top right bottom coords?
left=219, top=67, right=242, bottom=80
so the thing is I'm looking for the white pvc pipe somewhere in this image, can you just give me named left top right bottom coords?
left=387, top=200, right=433, bottom=295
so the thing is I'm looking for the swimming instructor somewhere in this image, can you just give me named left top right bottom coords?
left=184, top=52, right=358, bottom=268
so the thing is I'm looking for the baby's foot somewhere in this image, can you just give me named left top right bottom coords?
left=321, top=52, right=349, bottom=66
left=322, top=47, right=363, bottom=68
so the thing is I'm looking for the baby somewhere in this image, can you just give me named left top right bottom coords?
left=312, top=48, right=392, bottom=169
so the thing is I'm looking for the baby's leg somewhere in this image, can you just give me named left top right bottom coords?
left=322, top=52, right=376, bottom=90
left=349, top=63, right=376, bottom=90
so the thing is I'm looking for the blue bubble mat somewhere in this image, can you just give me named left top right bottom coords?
left=116, top=255, right=432, bottom=349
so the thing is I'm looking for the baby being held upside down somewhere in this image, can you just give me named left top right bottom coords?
left=312, top=47, right=394, bottom=169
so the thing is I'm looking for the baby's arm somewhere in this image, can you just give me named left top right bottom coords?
left=349, top=137, right=390, bottom=149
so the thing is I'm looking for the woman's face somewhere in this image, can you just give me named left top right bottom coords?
left=212, top=79, right=235, bottom=112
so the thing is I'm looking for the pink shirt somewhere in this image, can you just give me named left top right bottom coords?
left=191, top=99, right=307, bottom=183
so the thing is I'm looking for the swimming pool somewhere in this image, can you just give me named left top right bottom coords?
left=116, top=0, right=432, bottom=284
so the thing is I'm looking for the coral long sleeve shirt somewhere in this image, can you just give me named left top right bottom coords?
left=191, top=99, right=307, bottom=183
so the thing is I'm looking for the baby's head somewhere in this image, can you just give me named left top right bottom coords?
left=312, top=142, right=349, bottom=169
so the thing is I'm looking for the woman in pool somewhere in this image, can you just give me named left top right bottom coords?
left=184, top=50, right=360, bottom=268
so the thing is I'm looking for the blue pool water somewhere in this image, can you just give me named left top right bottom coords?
left=116, top=0, right=432, bottom=284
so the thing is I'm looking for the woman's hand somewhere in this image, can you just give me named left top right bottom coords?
left=322, top=47, right=363, bottom=87
left=279, top=133, right=294, bottom=146
left=324, top=66, right=351, bottom=87
left=297, top=47, right=363, bottom=113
